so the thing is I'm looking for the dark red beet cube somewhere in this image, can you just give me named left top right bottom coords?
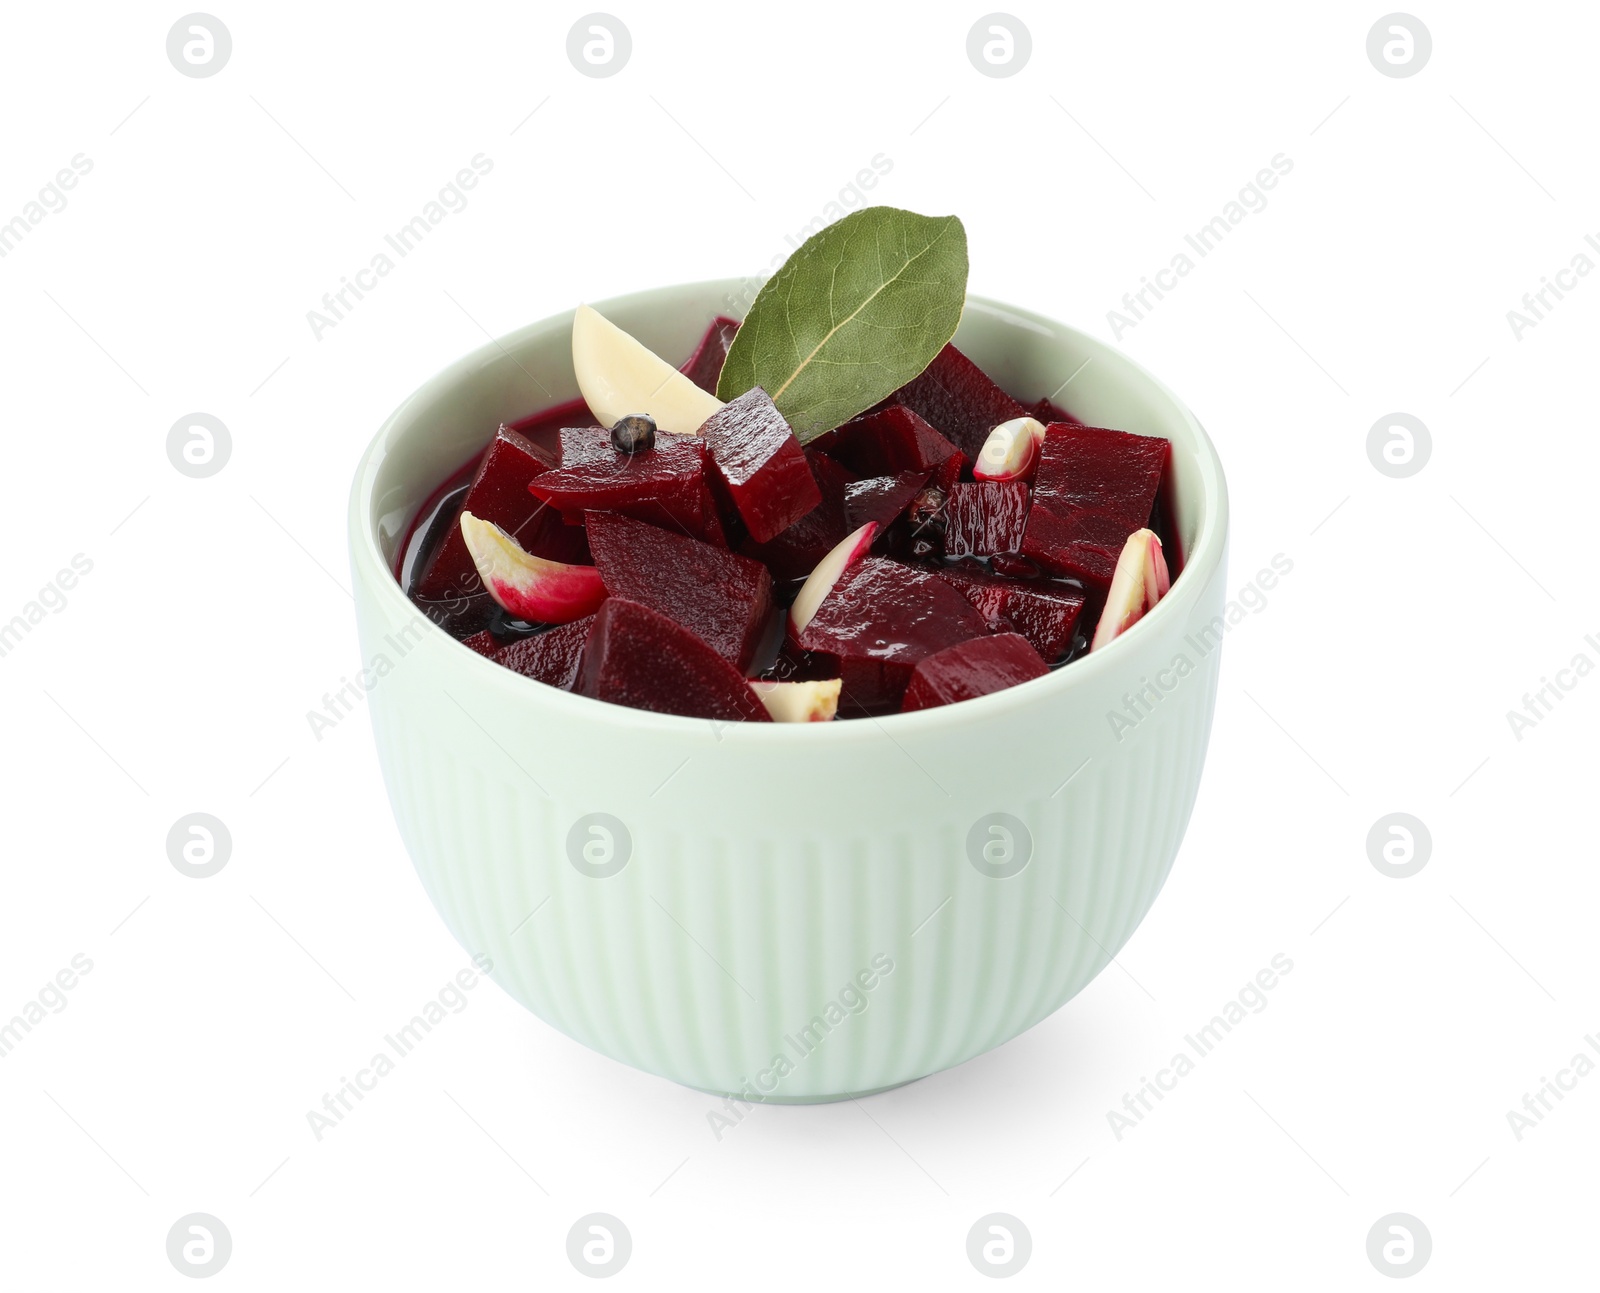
left=739, top=450, right=853, bottom=581
left=680, top=316, right=740, bottom=394
left=795, top=556, right=987, bottom=712
left=460, top=630, right=501, bottom=658
left=505, top=396, right=599, bottom=463
left=934, top=565, right=1085, bottom=662
left=843, top=470, right=930, bottom=535
left=494, top=615, right=596, bottom=690
left=412, top=426, right=585, bottom=602
left=945, top=481, right=1031, bottom=557
left=901, top=633, right=1047, bottom=712
left=586, top=511, right=772, bottom=672
left=699, top=388, right=821, bottom=544
left=812, top=405, right=964, bottom=485
left=1022, top=425, right=1170, bottom=589
left=530, top=433, right=725, bottom=547
left=1028, top=396, right=1079, bottom=425
left=885, top=343, right=1029, bottom=460
left=1032, top=424, right=1170, bottom=511
left=578, top=599, right=770, bottom=722
left=555, top=425, right=622, bottom=470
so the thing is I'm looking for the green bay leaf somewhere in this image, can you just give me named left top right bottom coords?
left=717, top=207, right=968, bottom=442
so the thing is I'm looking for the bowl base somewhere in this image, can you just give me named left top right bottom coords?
left=688, top=1077, right=920, bottom=1105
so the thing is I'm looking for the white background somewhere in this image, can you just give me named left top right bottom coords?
left=2, top=1, right=1595, bottom=1286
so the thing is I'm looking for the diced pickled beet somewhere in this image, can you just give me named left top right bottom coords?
left=1033, top=424, right=1170, bottom=510
left=884, top=343, right=1030, bottom=460
left=1028, top=396, right=1079, bottom=426
left=843, top=470, right=930, bottom=534
left=795, top=556, right=987, bottom=712
left=459, top=630, right=501, bottom=658
left=494, top=615, right=596, bottom=690
left=945, top=481, right=1031, bottom=557
left=412, top=426, right=586, bottom=603
left=1022, top=425, right=1171, bottom=589
left=504, top=395, right=599, bottom=464
left=811, top=405, right=964, bottom=484
left=680, top=316, right=740, bottom=394
left=578, top=599, right=771, bottom=722
left=901, top=633, right=1047, bottom=712
left=989, top=552, right=1040, bottom=579
left=585, top=512, right=773, bottom=671
left=934, top=565, right=1085, bottom=662
left=1022, top=506, right=1131, bottom=590
left=700, top=388, right=821, bottom=543
left=556, top=425, right=621, bottom=470
left=739, top=450, right=853, bottom=581
left=529, top=433, right=726, bottom=546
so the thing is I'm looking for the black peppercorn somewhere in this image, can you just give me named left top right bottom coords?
left=609, top=414, right=656, bottom=455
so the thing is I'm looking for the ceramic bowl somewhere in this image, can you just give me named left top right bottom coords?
left=347, top=279, right=1229, bottom=1101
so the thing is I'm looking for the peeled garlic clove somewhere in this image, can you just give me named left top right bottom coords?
left=572, top=304, right=724, bottom=435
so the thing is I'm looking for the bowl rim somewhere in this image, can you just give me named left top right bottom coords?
left=348, top=278, right=1230, bottom=741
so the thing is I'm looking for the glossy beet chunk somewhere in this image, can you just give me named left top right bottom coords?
left=460, top=630, right=501, bottom=658
left=578, top=599, right=771, bottom=722
left=812, top=405, right=963, bottom=489
left=412, top=426, right=584, bottom=603
left=556, top=425, right=628, bottom=469
left=1028, top=396, right=1079, bottom=426
left=504, top=395, right=600, bottom=463
left=529, top=431, right=725, bottom=546
left=1022, top=425, right=1170, bottom=590
left=843, top=470, right=930, bottom=535
left=795, top=556, right=987, bottom=712
left=700, top=387, right=821, bottom=543
left=494, top=615, right=596, bottom=690
left=586, top=512, right=772, bottom=671
left=739, top=450, right=853, bottom=581
left=901, top=633, right=1047, bottom=712
left=934, top=565, right=1085, bottom=663
left=885, top=343, right=1030, bottom=460
left=944, top=481, right=1030, bottom=557
left=680, top=316, right=740, bottom=394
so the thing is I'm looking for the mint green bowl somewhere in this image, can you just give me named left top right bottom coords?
left=348, top=280, right=1229, bottom=1101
